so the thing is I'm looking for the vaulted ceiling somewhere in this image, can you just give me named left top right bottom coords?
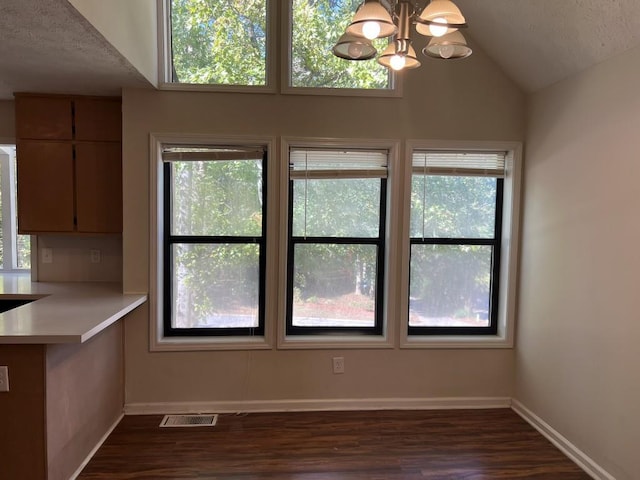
left=1, top=0, right=639, bottom=100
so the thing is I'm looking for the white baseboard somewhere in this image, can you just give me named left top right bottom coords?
left=67, top=412, right=124, bottom=480
left=125, top=396, right=511, bottom=415
left=511, top=400, right=615, bottom=480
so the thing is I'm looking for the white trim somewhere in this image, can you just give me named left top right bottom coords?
left=399, top=140, right=522, bottom=349
left=511, top=400, right=615, bottom=480
left=148, top=133, right=278, bottom=352
left=278, top=137, right=401, bottom=350
left=68, top=412, right=124, bottom=480
left=125, top=396, right=512, bottom=415
left=0, top=144, right=31, bottom=273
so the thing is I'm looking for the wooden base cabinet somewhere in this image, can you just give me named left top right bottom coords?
left=15, top=94, right=122, bottom=234
left=0, top=323, right=124, bottom=480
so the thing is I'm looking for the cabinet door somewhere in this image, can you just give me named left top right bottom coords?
left=74, top=98, right=122, bottom=142
left=75, top=143, right=122, bottom=233
left=17, top=141, right=75, bottom=233
left=15, top=96, right=73, bottom=140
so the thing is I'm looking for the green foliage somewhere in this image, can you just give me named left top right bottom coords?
left=291, top=0, right=389, bottom=88
left=170, top=159, right=263, bottom=327
left=172, top=160, right=262, bottom=236
left=170, top=0, right=390, bottom=89
left=17, top=235, right=30, bottom=269
left=410, top=176, right=497, bottom=238
left=291, top=177, right=382, bottom=305
left=293, top=243, right=377, bottom=300
left=410, top=244, right=492, bottom=319
left=410, top=175, right=498, bottom=320
left=168, top=154, right=501, bottom=327
left=171, top=0, right=267, bottom=85
left=292, top=178, right=380, bottom=237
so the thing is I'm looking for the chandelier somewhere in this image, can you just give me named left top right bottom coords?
left=332, top=0, right=472, bottom=71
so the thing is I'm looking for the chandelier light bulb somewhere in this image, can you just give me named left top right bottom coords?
left=439, top=44, right=455, bottom=59
left=347, top=42, right=364, bottom=59
left=429, top=17, right=449, bottom=37
left=390, top=54, right=406, bottom=71
left=362, top=21, right=381, bottom=40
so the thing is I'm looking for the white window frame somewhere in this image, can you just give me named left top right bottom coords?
left=281, top=0, right=401, bottom=97
left=157, top=0, right=277, bottom=94
left=0, top=145, right=30, bottom=273
left=277, top=137, right=401, bottom=349
left=149, top=133, right=277, bottom=351
left=157, top=0, right=400, bottom=97
left=400, top=140, right=522, bottom=349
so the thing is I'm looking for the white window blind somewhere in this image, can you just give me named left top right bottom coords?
left=412, top=151, right=506, bottom=177
left=162, top=146, right=264, bottom=162
left=290, top=148, right=388, bottom=179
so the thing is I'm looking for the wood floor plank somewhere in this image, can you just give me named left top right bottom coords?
left=78, top=409, right=589, bottom=479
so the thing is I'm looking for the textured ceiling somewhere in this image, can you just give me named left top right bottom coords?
left=457, top=0, right=640, bottom=92
left=0, top=0, right=151, bottom=100
left=1, top=0, right=639, bottom=99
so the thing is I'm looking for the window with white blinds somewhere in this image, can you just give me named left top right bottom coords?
left=408, top=149, right=504, bottom=336
left=153, top=137, right=521, bottom=348
left=162, top=143, right=267, bottom=337
left=286, top=147, right=388, bottom=335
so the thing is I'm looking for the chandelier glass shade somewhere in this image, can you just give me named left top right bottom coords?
left=332, top=32, right=378, bottom=60
left=423, top=30, right=472, bottom=59
left=333, top=0, right=472, bottom=71
left=345, top=0, right=398, bottom=39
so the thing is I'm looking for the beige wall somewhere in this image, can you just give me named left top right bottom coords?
left=516, top=46, right=640, bottom=479
left=46, top=322, right=124, bottom=480
left=36, top=235, right=122, bottom=283
left=68, top=0, right=158, bottom=86
left=122, top=46, right=525, bottom=405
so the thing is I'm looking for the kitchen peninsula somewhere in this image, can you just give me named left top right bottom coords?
left=0, top=276, right=146, bottom=480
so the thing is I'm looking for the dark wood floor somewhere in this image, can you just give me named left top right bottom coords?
left=78, top=409, right=589, bottom=479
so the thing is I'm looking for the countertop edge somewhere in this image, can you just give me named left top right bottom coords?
left=80, top=295, right=148, bottom=343
left=0, top=281, right=148, bottom=344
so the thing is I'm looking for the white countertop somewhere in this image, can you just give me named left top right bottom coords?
left=0, top=275, right=147, bottom=344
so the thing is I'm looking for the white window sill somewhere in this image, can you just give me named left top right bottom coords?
left=157, top=82, right=277, bottom=95
left=150, top=335, right=272, bottom=352
left=277, top=334, right=394, bottom=350
left=400, top=334, right=514, bottom=349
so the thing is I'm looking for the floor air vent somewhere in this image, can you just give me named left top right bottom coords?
left=159, top=414, right=218, bottom=428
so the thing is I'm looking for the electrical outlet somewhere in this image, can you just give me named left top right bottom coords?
left=41, top=248, right=53, bottom=264
left=0, top=366, right=9, bottom=392
left=332, top=356, right=345, bottom=374
left=90, top=249, right=101, bottom=263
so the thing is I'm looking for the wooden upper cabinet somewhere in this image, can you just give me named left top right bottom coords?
left=17, top=141, right=75, bottom=233
left=74, top=98, right=122, bottom=142
left=75, top=143, right=123, bottom=233
left=15, top=93, right=123, bottom=234
left=15, top=96, right=73, bottom=140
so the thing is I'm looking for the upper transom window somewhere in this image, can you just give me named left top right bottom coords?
left=168, top=0, right=269, bottom=86
left=163, top=0, right=396, bottom=93
left=289, top=0, right=392, bottom=90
